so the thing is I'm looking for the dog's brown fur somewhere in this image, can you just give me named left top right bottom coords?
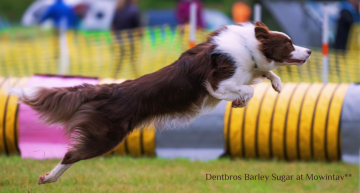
left=23, top=39, right=236, bottom=165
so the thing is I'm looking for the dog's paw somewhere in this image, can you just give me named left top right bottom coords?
left=271, top=77, right=282, bottom=93
left=38, top=173, right=49, bottom=185
left=231, top=99, right=245, bottom=108
left=38, top=172, right=58, bottom=185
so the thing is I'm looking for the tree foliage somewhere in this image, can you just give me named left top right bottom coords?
left=0, top=0, right=35, bottom=21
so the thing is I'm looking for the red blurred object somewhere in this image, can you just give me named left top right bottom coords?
left=176, top=0, right=205, bottom=28
left=73, top=3, right=90, bottom=19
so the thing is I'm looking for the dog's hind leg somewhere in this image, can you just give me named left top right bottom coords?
left=37, top=128, right=127, bottom=185
left=37, top=102, right=133, bottom=185
left=38, top=114, right=130, bottom=185
left=38, top=162, right=74, bottom=185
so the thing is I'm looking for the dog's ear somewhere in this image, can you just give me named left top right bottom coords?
left=255, top=22, right=270, bottom=41
left=255, top=21, right=269, bottom=30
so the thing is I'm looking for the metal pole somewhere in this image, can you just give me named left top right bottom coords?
left=254, top=4, right=262, bottom=22
left=322, top=4, right=329, bottom=84
left=189, top=2, right=197, bottom=48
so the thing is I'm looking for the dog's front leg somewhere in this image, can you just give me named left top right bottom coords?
left=265, top=71, right=282, bottom=93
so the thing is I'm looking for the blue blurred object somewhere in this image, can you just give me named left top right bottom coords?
left=262, top=0, right=347, bottom=47
left=23, top=0, right=232, bottom=31
left=341, top=0, right=360, bottom=23
left=203, top=9, right=233, bottom=31
left=145, top=9, right=179, bottom=28
left=0, top=15, right=4, bottom=30
left=40, top=0, right=79, bottom=29
left=0, top=15, right=10, bottom=30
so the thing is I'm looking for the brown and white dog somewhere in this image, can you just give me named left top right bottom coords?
left=11, top=22, right=311, bottom=185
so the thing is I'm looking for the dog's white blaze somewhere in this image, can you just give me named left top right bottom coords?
left=290, top=45, right=311, bottom=60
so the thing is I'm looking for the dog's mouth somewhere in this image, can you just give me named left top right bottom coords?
left=285, top=59, right=307, bottom=65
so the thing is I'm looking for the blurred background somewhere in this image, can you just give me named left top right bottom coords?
left=1, top=1, right=360, bottom=192
left=2, top=0, right=360, bottom=81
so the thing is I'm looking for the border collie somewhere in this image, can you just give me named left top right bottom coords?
left=12, top=22, right=311, bottom=185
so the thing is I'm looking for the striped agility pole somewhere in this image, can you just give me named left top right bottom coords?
left=322, top=4, right=329, bottom=84
left=189, top=2, right=197, bottom=48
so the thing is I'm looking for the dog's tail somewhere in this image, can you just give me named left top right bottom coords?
left=9, top=84, right=114, bottom=125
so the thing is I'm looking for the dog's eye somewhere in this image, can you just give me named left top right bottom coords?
left=289, top=44, right=295, bottom=50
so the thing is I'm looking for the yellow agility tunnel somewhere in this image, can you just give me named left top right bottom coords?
left=0, top=77, right=29, bottom=155
left=0, top=76, right=351, bottom=161
left=0, top=77, right=155, bottom=157
left=224, top=83, right=349, bottom=161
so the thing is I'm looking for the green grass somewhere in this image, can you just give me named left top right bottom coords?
left=0, top=156, right=358, bottom=193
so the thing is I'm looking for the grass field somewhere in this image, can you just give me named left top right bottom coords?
left=0, top=156, right=359, bottom=193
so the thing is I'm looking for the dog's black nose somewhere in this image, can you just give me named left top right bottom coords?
left=307, top=50, right=312, bottom=55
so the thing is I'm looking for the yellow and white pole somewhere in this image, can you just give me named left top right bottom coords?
left=189, top=2, right=197, bottom=48
left=322, top=4, right=329, bottom=84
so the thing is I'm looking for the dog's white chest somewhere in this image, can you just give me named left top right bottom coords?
left=228, top=68, right=257, bottom=86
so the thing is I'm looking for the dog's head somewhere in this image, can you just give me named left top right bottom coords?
left=254, top=21, right=311, bottom=67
